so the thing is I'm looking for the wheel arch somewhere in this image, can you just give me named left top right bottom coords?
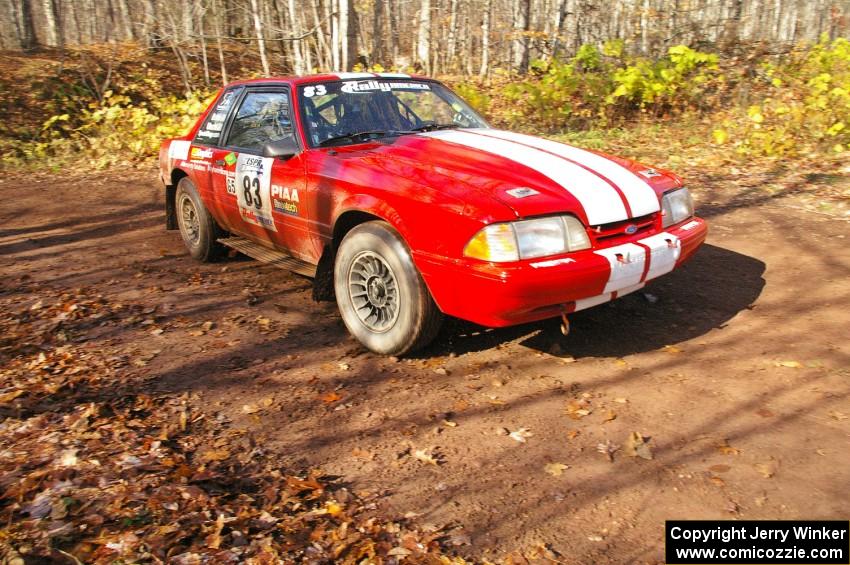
left=312, top=201, right=412, bottom=303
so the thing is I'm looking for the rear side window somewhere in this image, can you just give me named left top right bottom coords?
left=194, top=89, right=240, bottom=146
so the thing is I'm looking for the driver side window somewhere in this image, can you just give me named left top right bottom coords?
left=226, top=90, right=294, bottom=152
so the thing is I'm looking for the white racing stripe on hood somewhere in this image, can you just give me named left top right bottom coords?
left=420, top=130, right=628, bottom=224
left=478, top=129, right=661, bottom=218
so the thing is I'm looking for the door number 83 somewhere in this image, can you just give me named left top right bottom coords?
left=242, top=175, right=262, bottom=209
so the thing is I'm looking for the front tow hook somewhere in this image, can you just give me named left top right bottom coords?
left=560, top=310, right=570, bottom=336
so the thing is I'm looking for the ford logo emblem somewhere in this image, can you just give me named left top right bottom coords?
left=625, top=224, right=638, bottom=235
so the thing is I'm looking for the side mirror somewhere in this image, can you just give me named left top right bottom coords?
left=262, top=138, right=300, bottom=159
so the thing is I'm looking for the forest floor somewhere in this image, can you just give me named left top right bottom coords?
left=0, top=157, right=848, bottom=562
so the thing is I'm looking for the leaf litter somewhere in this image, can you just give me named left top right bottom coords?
left=0, top=284, right=469, bottom=563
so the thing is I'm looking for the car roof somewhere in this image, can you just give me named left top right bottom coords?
left=224, top=72, right=432, bottom=88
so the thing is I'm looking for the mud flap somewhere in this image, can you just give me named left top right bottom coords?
left=312, top=245, right=335, bottom=302
left=165, top=185, right=177, bottom=230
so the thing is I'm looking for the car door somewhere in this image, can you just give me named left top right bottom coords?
left=191, top=87, right=242, bottom=232
left=213, top=87, right=311, bottom=258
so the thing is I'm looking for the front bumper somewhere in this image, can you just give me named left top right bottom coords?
left=417, top=217, right=708, bottom=327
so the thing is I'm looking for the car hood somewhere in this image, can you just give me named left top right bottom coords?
left=334, top=128, right=680, bottom=226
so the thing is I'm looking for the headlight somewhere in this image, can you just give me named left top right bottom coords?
left=661, top=187, right=694, bottom=228
left=464, top=215, right=591, bottom=262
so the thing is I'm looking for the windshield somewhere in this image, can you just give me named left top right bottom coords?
left=297, top=79, right=488, bottom=147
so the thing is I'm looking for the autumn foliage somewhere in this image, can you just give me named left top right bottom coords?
left=1, top=38, right=850, bottom=171
left=0, top=284, right=465, bottom=563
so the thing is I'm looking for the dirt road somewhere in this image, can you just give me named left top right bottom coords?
left=1, top=164, right=848, bottom=562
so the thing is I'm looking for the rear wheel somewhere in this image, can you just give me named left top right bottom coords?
left=175, top=177, right=225, bottom=262
left=334, top=221, right=443, bottom=356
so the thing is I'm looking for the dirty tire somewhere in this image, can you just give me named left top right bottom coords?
left=175, top=177, right=225, bottom=262
left=334, top=221, right=443, bottom=356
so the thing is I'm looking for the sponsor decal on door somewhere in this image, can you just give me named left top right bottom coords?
left=234, top=154, right=277, bottom=232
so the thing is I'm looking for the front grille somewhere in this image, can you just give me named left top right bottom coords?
left=590, top=213, right=657, bottom=246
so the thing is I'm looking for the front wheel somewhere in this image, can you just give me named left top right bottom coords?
left=334, top=222, right=443, bottom=356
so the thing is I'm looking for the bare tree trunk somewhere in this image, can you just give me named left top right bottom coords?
left=115, top=0, right=134, bottom=39
left=311, top=0, right=331, bottom=70
left=249, top=0, right=271, bottom=75
left=331, top=0, right=342, bottom=70
left=42, top=0, right=60, bottom=46
left=446, top=0, right=458, bottom=70
left=479, top=0, right=490, bottom=79
left=287, top=0, right=306, bottom=73
left=5, top=0, right=25, bottom=49
left=512, top=0, right=530, bottom=73
left=182, top=0, right=193, bottom=41
left=198, top=0, right=210, bottom=85
left=346, top=0, right=357, bottom=69
left=415, top=0, right=430, bottom=72
left=213, top=0, right=228, bottom=84
left=551, top=0, right=567, bottom=60
left=387, top=0, right=398, bottom=64
left=141, top=0, right=156, bottom=46
left=372, top=0, right=384, bottom=66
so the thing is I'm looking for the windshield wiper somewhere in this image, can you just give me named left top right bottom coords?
left=318, top=130, right=402, bottom=147
left=406, top=123, right=460, bottom=133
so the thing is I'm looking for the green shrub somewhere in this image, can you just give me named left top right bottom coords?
left=713, top=37, right=850, bottom=156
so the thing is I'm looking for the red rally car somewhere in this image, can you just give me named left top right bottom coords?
left=159, top=72, right=707, bottom=355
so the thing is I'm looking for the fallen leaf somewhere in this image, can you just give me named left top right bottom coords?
left=351, top=447, right=373, bottom=460
left=624, top=432, right=653, bottom=460
left=325, top=500, right=343, bottom=516
left=337, top=362, right=351, bottom=371
left=199, top=449, right=230, bottom=462
left=413, top=448, right=439, bottom=465
left=319, top=391, right=342, bottom=404
left=453, top=399, right=470, bottom=412
left=710, top=464, right=731, bottom=473
left=663, top=345, right=683, bottom=354
left=775, top=360, right=803, bottom=368
left=597, top=440, right=619, bottom=462
left=754, top=459, right=779, bottom=478
left=603, top=410, right=617, bottom=423
left=716, top=440, right=740, bottom=455
left=613, top=397, right=628, bottom=404
left=58, top=449, right=78, bottom=467
left=544, top=462, right=569, bottom=476
left=566, top=429, right=580, bottom=440
left=0, top=389, right=23, bottom=403
left=509, top=428, right=533, bottom=443
left=242, top=404, right=260, bottom=414
left=565, top=400, right=592, bottom=420
left=205, top=514, right=225, bottom=549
